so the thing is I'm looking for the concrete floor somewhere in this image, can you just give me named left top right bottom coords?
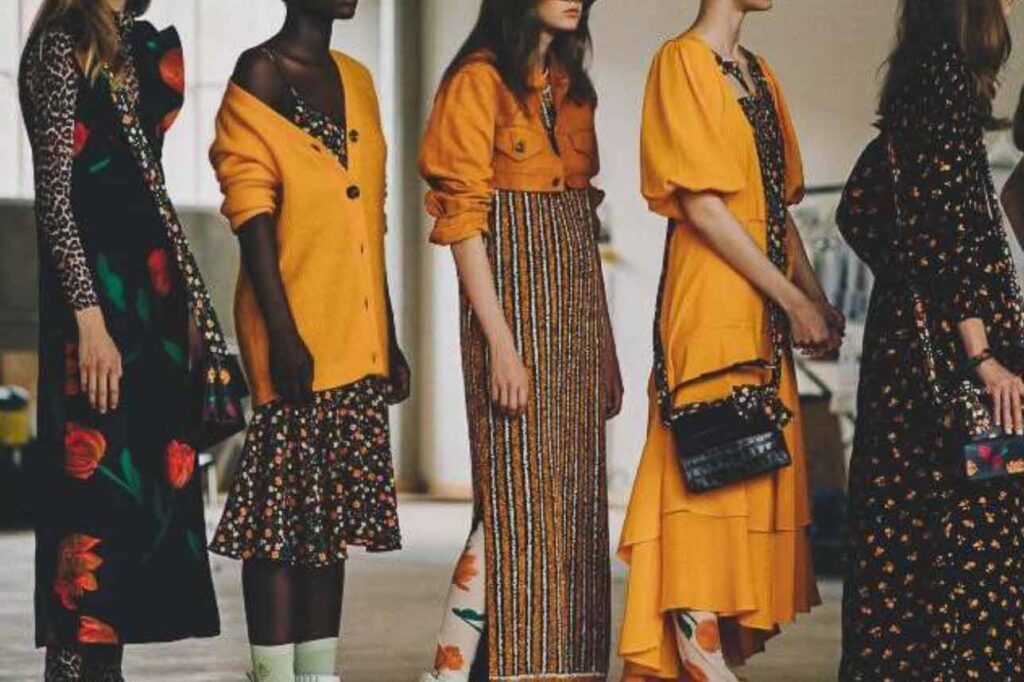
left=0, top=500, right=841, bottom=681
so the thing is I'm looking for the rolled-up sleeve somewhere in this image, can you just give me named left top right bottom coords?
left=209, top=85, right=281, bottom=232
left=419, top=63, right=498, bottom=246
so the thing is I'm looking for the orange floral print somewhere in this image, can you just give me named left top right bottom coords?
left=695, top=618, right=721, bottom=653
left=78, top=616, right=118, bottom=644
left=452, top=550, right=479, bottom=592
left=165, top=440, right=196, bottom=490
left=54, top=534, right=103, bottom=610
left=64, top=424, right=107, bottom=480
left=434, top=644, right=465, bottom=672
left=681, top=659, right=709, bottom=682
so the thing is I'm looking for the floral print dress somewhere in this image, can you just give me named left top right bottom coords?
left=838, top=40, right=1024, bottom=681
left=19, top=13, right=219, bottom=647
left=209, top=54, right=401, bottom=568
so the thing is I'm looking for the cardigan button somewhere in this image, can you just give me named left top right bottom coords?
left=552, top=177, right=562, bottom=188
left=347, top=185, right=361, bottom=200
left=515, top=140, right=526, bottom=154
left=349, top=129, right=360, bottom=143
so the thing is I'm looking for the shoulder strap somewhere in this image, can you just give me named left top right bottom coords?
left=102, top=64, right=231, bottom=358
left=651, top=221, right=784, bottom=426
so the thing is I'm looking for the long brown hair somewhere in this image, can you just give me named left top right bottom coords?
left=879, top=0, right=1011, bottom=128
left=444, top=0, right=597, bottom=106
left=28, top=0, right=151, bottom=83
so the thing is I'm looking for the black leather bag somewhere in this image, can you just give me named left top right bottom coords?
left=652, top=222, right=792, bottom=494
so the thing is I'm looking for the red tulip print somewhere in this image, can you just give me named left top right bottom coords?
left=157, top=108, right=180, bottom=135
left=147, top=249, right=173, bottom=297
left=64, top=424, right=107, bottom=480
left=72, top=121, right=90, bottom=157
left=159, top=47, right=185, bottom=95
left=53, top=534, right=103, bottom=610
left=165, top=439, right=196, bottom=489
left=78, top=616, right=119, bottom=644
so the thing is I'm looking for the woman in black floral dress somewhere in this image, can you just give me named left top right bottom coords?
left=837, top=1, right=1024, bottom=679
left=19, top=0, right=220, bottom=680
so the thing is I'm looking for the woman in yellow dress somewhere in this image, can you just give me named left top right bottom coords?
left=617, top=1, right=843, bottom=679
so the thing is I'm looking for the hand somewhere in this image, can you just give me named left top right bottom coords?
left=389, top=345, right=412, bottom=404
left=820, top=301, right=846, bottom=339
left=489, top=338, right=530, bottom=417
left=784, top=294, right=833, bottom=358
left=976, top=358, right=1024, bottom=435
left=603, top=338, right=624, bottom=420
left=269, top=325, right=315, bottom=406
left=75, top=307, right=123, bottom=415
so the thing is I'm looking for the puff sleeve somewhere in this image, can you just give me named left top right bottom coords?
left=640, top=40, right=746, bottom=221
left=209, top=85, right=281, bottom=232
left=419, top=62, right=499, bottom=245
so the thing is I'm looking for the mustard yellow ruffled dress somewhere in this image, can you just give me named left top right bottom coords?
left=618, top=33, right=820, bottom=680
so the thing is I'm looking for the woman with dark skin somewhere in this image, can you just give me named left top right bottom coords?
left=209, top=1, right=409, bottom=680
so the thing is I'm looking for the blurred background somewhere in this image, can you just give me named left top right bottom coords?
left=2, top=0, right=1024, bottom=680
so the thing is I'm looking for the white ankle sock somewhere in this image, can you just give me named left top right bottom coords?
left=294, top=638, right=337, bottom=675
left=250, top=643, right=295, bottom=682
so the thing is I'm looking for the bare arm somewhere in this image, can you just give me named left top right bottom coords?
left=231, top=51, right=314, bottom=405
left=679, top=192, right=834, bottom=354
left=451, top=237, right=528, bottom=415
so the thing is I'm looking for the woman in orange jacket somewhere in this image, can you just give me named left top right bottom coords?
left=207, top=0, right=409, bottom=679
left=618, top=0, right=842, bottom=680
left=418, top=1, right=622, bottom=680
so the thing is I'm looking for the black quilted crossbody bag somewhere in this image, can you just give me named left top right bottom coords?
left=651, top=222, right=792, bottom=494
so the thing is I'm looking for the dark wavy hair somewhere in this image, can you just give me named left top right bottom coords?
left=879, top=0, right=1011, bottom=128
left=443, top=0, right=597, bottom=106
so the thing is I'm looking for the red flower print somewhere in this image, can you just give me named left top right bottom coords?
left=72, top=121, right=90, bottom=157
left=165, top=439, right=196, bottom=489
left=157, top=108, right=181, bottom=135
left=65, top=343, right=80, bottom=396
left=78, top=616, right=119, bottom=644
left=978, top=444, right=993, bottom=461
left=434, top=644, right=464, bottom=672
left=147, top=249, right=173, bottom=297
left=64, top=424, right=107, bottom=480
left=54, top=534, right=103, bottom=610
left=159, top=47, right=185, bottom=94
left=993, top=454, right=1005, bottom=471
left=452, top=550, right=479, bottom=592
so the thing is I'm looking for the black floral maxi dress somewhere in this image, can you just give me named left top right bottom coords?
left=837, top=41, right=1024, bottom=681
left=19, top=14, right=220, bottom=647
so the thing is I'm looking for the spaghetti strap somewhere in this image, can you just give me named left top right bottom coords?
left=259, top=45, right=301, bottom=99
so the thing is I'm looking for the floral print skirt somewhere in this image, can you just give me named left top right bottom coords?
left=210, top=376, right=401, bottom=567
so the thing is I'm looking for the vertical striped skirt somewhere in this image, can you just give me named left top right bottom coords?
left=460, top=188, right=611, bottom=680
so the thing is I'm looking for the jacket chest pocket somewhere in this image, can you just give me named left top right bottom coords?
left=495, top=126, right=549, bottom=164
left=559, top=128, right=598, bottom=175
